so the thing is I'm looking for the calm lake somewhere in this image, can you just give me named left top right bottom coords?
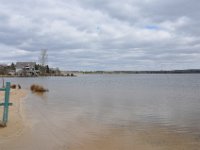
left=1, top=74, right=200, bottom=149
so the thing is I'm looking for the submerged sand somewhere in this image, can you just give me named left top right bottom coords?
left=0, top=89, right=27, bottom=140
left=68, top=125, right=200, bottom=150
left=0, top=89, right=200, bottom=150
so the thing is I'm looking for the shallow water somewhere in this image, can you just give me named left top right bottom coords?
left=1, top=74, right=200, bottom=149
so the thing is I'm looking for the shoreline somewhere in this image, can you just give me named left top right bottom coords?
left=0, top=89, right=28, bottom=141
left=0, top=75, right=77, bottom=78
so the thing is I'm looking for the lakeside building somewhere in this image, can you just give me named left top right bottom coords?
left=16, top=62, right=38, bottom=76
left=0, top=62, right=62, bottom=77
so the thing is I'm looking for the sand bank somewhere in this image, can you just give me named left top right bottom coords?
left=0, top=89, right=27, bottom=140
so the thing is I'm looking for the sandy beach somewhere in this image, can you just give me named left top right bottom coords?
left=0, top=89, right=27, bottom=141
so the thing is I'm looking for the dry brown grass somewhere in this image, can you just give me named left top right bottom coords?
left=30, top=84, right=48, bottom=92
left=11, top=84, right=16, bottom=89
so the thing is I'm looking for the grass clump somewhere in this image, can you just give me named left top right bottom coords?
left=30, top=84, right=48, bottom=92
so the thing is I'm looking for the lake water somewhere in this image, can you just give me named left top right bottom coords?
left=1, top=74, right=200, bottom=149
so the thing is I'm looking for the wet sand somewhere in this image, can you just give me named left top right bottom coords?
left=0, top=89, right=27, bottom=141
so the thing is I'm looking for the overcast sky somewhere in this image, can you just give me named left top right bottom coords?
left=0, top=0, right=199, bottom=70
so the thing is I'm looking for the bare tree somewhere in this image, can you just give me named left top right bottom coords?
left=39, top=49, right=48, bottom=66
left=39, top=49, right=48, bottom=75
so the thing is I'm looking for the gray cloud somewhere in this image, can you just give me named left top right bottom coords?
left=0, top=0, right=199, bottom=70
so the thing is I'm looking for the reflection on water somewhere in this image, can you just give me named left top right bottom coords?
left=1, top=74, right=200, bottom=149
left=31, top=91, right=48, bottom=100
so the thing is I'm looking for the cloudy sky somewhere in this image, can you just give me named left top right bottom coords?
left=0, top=0, right=199, bottom=70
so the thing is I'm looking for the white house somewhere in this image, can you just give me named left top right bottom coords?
left=16, top=62, right=37, bottom=76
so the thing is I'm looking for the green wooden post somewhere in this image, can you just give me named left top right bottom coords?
left=0, top=82, right=12, bottom=127
left=2, top=82, right=10, bottom=125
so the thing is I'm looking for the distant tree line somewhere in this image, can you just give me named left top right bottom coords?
left=82, top=70, right=200, bottom=74
left=0, top=63, right=15, bottom=75
left=34, top=64, right=61, bottom=76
